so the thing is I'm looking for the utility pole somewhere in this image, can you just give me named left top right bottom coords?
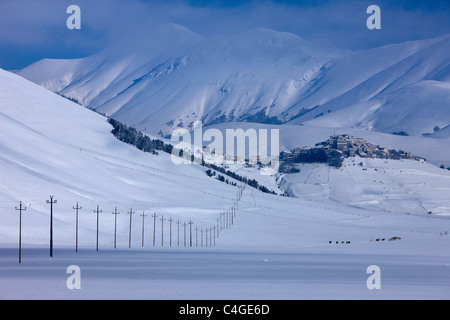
left=15, top=201, right=26, bottom=264
left=168, top=218, right=174, bottom=247
left=195, top=227, right=199, bottom=247
left=206, top=228, right=208, bottom=247
left=216, top=217, right=220, bottom=238
left=200, top=229, right=204, bottom=247
left=152, top=213, right=158, bottom=247
left=213, top=226, right=216, bottom=246
left=183, top=222, right=187, bottom=247
left=188, top=221, right=193, bottom=247
left=112, top=207, right=120, bottom=249
left=210, top=227, right=213, bottom=246
left=73, top=202, right=82, bottom=253
left=231, top=207, right=234, bottom=226
left=141, top=211, right=147, bottom=247
left=226, top=211, right=229, bottom=229
left=176, top=219, right=181, bottom=247
left=128, top=208, right=135, bottom=249
left=160, top=215, right=165, bottom=247
left=46, top=196, right=57, bottom=257
left=94, top=205, right=102, bottom=251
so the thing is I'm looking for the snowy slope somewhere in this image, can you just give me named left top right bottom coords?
left=278, top=157, right=450, bottom=216
left=0, top=67, right=240, bottom=247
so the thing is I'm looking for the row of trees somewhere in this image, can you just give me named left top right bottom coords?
left=108, top=118, right=173, bottom=155
left=204, top=164, right=277, bottom=195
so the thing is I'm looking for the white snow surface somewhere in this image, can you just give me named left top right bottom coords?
left=1, top=68, right=450, bottom=300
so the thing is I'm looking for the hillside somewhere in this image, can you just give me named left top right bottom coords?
left=0, top=67, right=238, bottom=246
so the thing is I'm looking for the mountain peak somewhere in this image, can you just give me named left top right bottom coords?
left=16, top=31, right=450, bottom=138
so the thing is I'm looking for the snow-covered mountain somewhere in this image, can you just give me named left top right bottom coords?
left=16, top=24, right=450, bottom=138
left=2, top=65, right=450, bottom=300
left=289, top=34, right=450, bottom=137
left=13, top=23, right=343, bottom=136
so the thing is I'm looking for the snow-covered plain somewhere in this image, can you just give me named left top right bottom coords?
left=1, top=69, right=450, bottom=300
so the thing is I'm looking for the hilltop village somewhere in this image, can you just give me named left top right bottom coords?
left=280, top=134, right=425, bottom=170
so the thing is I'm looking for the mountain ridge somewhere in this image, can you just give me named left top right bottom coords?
left=15, top=25, right=450, bottom=138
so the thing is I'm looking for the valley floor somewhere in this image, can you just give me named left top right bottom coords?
left=2, top=187, right=450, bottom=300
left=1, top=244, right=450, bottom=300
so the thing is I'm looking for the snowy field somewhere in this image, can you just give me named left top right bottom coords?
left=1, top=69, right=450, bottom=300
left=2, top=246, right=450, bottom=300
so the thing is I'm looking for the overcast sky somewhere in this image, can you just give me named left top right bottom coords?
left=1, top=0, right=450, bottom=70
